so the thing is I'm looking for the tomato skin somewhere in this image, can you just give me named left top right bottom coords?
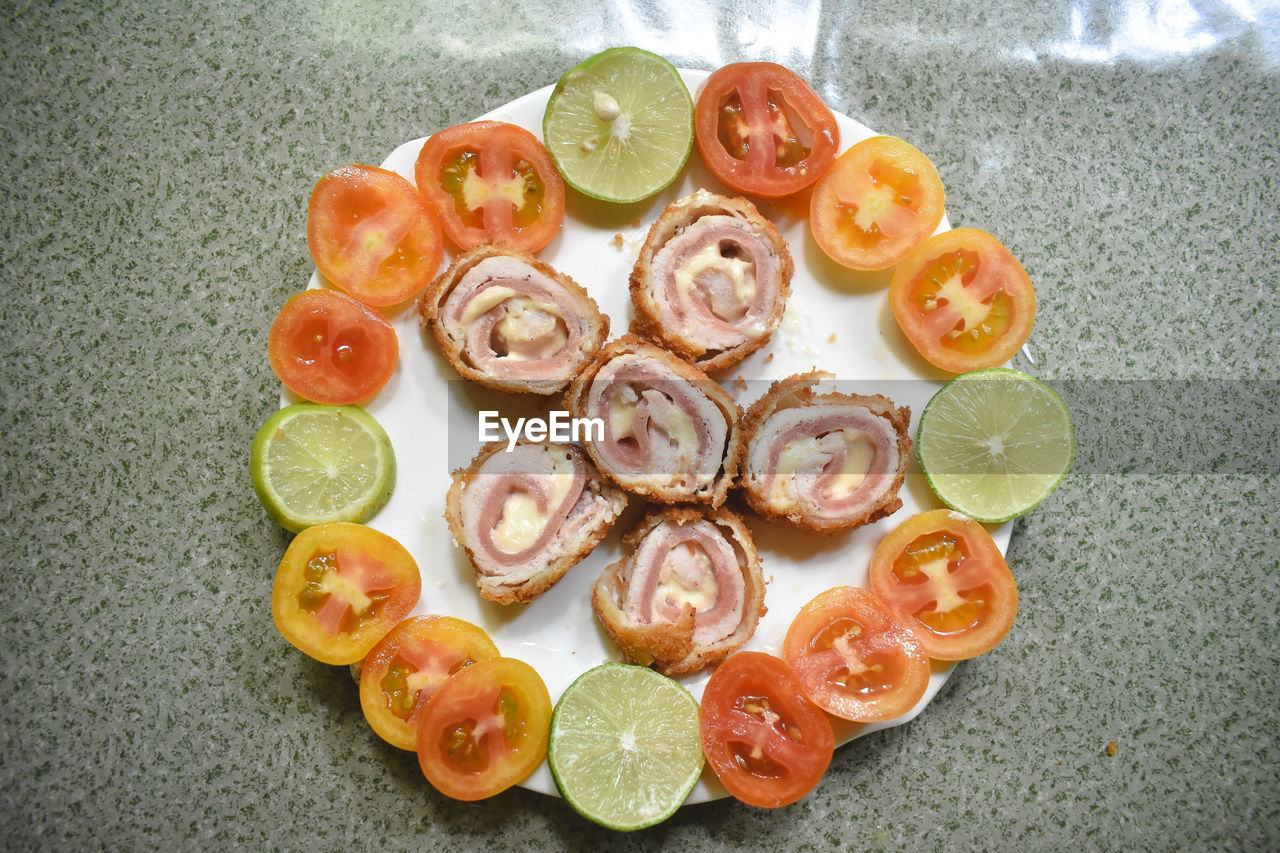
left=414, top=121, right=565, bottom=254
left=700, top=652, right=834, bottom=808
left=695, top=62, right=839, bottom=199
left=782, top=586, right=930, bottom=722
left=889, top=228, right=1036, bottom=372
left=359, top=616, right=500, bottom=751
left=809, top=136, right=946, bottom=271
left=271, top=523, right=421, bottom=666
left=267, top=289, right=399, bottom=405
left=868, top=509, right=1018, bottom=660
left=417, top=657, right=552, bottom=801
left=307, top=164, right=444, bottom=307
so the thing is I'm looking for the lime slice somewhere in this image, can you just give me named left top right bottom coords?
left=251, top=403, right=396, bottom=532
left=917, top=368, right=1074, bottom=523
left=543, top=47, right=694, bottom=204
left=548, top=663, right=703, bottom=830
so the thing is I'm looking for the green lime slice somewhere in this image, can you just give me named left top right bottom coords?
left=543, top=47, right=694, bottom=204
left=250, top=403, right=396, bottom=532
left=917, top=368, right=1074, bottom=523
left=548, top=663, right=703, bottom=830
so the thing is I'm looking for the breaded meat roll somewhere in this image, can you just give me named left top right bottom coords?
left=630, top=190, right=793, bottom=372
left=740, top=372, right=911, bottom=533
left=592, top=507, right=765, bottom=676
left=564, top=335, right=742, bottom=507
left=446, top=441, right=627, bottom=604
left=420, top=246, right=608, bottom=394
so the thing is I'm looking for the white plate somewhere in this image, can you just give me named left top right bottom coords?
left=302, top=69, right=1011, bottom=803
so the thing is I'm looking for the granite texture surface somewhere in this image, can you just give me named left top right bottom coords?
left=2, top=1, right=1278, bottom=850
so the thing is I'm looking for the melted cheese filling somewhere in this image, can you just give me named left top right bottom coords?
left=769, top=430, right=875, bottom=508
left=491, top=447, right=575, bottom=553
left=674, top=243, right=755, bottom=319
left=656, top=542, right=719, bottom=612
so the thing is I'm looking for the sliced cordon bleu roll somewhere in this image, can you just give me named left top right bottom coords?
left=740, top=371, right=911, bottom=534
left=563, top=335, right=742, bottom=507
left=445, top=441, right=627, bottom=605
left=592, top=506, right=765, bottom=676
left=630, top=190, right=793, bottom=372
left=419, top=245, right=608, bottom=395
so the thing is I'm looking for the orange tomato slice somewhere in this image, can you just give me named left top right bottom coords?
left=359, top=616, right=500, bottom=751
left=868, top=509, right=1018, bottom=660
left=306, top=164, right=444, bottom=307
left=809, top=136, right=945, bottom=271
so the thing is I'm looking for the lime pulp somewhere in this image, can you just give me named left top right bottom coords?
left=548, top=663, right=703, bottom=831
left=250, top=402, right=396, bottom=532
left=917, top=368, right=1074, bottom=523
left=542, top=47, right=694, bottom=204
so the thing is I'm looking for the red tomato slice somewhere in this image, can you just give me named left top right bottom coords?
left=809, top=136, right=946, bottom=271
left=783, top=586, right=930, bottom=722
left=414, top=121, right=565, bottom=254
left=700, top=651, right=834, bottom=808
left=695, top=62, right=839, bottom=199
left=267, top=289, right=399, bottom=405
left=307, top=164, right=444, bottom=307
left=359, top=615, right=500, bottom=751
left=868, top=509, right=1018, bottom=660
left=889, top=228, right=1036, bottom=372
left=417, top=657, right=552, bottom=801
left=271, top=522, right=421, bottom=666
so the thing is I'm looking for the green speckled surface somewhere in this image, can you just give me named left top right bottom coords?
left=2, top=1, right=1278, bottom=850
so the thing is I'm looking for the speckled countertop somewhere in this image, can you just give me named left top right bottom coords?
left=2, top=1, right=1277, bottom=850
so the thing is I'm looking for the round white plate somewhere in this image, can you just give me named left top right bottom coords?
left=301, top=69, right=1010, bottom=803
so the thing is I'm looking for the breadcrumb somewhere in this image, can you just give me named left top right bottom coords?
left=613, top=233, right=624, bottom=249
left=1106, top=740, right=1118, bottom=756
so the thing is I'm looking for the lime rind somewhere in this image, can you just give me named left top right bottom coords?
left=543, top=47, right=694, bottom=204
left=548, top=663, right=703, bottom=831
left=917, top=368, right=1074, bottom=523
left=251, top=403, right=396, bottom=532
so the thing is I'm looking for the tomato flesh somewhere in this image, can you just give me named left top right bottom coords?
left=869, top=509, right=1018, bottom=660
left=415, top=121, right=565, bottom=254
left=271, top=523, right=421, bottom=666
left=695, top=62, right=839, bottom=198
left=889, top=228, right=1036, bottom=372
left=417, top=657, right=551, bottom=801
left=307, top=164, right=444, bottom=307
left=359, top=615, right=500, bottom=751
left=268, top=288, right=399, bottom=407
left=809, top=136, right=945, bottom=271
left=700, top=652, right=834, bottom=808
left=783, top=586, right=930, bottom=722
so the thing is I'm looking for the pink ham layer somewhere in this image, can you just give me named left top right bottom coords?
left=439, top=255, right=587, bottom=381
left=648, top=214, right=781, bottom=352
left=460, top=444, right=588, bottom=586
left=579, top=353, right=730, bottom=492
left=623, top=519, right=745, bottom=647
left=748, top=405, right=902, bottom=521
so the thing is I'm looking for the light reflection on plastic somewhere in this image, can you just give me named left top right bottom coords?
left=1046, top=0, right=1228, bottom=61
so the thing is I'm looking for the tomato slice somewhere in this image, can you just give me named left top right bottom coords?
left=782, top=586, right=930, bottom=722
left=868, top=509, right=1018, bottom=660
left=359, top=615, right=500, bottom=751
left=271, top=522, right=421, bottom=666
left=307, top=164, right=444, bottom=307
left=267, top=289, right=399, bottom=405
left=700, top=651, right=834, bottom=808
left=809, top=136, right=946, bottom=271
left=414, top=121, right=565, bottom=254
left=888, top=228, right=1036, bottom=372
left=694, top=62, right=839, bottom=199
left=416, top=657, right=552, bottom=801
